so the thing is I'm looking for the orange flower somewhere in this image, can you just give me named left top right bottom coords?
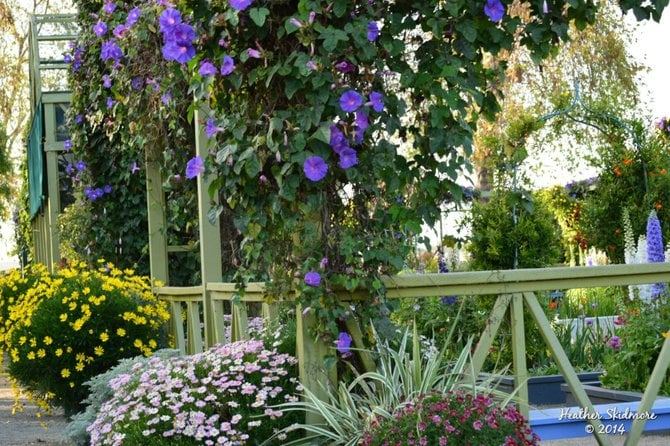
left=656, top=203, right=663, bottom=210
left=623, top=159, right=633, bottom=166
left=548, top=301, right=557, bottom=310
left=662, top=169, right=667, bottom=175
left=613, top=167, right=622, bottom=176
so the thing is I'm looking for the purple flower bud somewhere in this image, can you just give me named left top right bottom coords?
left=247, top=48, right=261, bottom=59
left=335, top=60, right=356, bottom=73
left=289, top=18, right=302, bottom=28
left=309, top=11, right=316, bottom=24
left=367, top=21, right=379, bottom=41
left=306, top=60, right=317, bottom=70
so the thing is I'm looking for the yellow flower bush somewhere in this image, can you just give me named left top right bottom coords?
left=3, top=261, right=170, bottom=415
left=0, top=264, right=49, bottom=353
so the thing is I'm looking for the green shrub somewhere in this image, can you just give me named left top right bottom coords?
left=601, top=298, right=670, bottom=395
left=5, top=261, right=170, bottom=415
left=467, top=190, right=562, bottom=270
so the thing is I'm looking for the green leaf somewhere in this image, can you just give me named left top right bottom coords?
left=310, top=124, right=331, bottom=144
left=249, top=8, right=270, bottom=27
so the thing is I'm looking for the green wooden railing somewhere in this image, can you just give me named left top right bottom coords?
left=155, top=262, right=670, bottom=446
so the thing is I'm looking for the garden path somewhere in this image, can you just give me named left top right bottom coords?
left=0, top=360, right=67, bottom=446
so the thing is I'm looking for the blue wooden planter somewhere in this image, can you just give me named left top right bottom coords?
left=496, top=372, right=603, bottom=405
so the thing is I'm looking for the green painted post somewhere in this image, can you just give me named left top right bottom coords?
left=194, top=104, right=223, bottom=349
left=624, top=331, right=670, bottom=445
left=523, top=292, right=612, bottom=446
left=468, top=294, right=512, bottom=380
left=296, top=306, right=336, bottom=425
left=510, top=293, right=529, bottom=419
left=145, top=153, right=169, bottom=284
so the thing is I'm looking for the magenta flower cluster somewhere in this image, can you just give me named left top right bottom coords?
left=87, top=340, right=301, bottom=445
left=361, top=390, right=539, bottom=446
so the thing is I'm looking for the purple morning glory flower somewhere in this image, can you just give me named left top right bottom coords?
left=162, top=40, right=195, bottom=63
left=340, top=90, right=363, bottom=113
left=247, top=48, right=261, bottom=59
left=63, top=54, right=72, bottom=63
left=336, top=332, right=353, bottom=355
left=159, top=8, right=182, bottom=33
left=75, top=160, right=86, bottom=172
left=220, top=55, right=235, bottom=75
left=75, top=114, right=83, bottom=124
left=199, top=61, right=218, bottom=76
left=355, top=111, right=369, bottom=132
left=93, top=21, right=107, bottom=37
left=484, top=0, right=505, bottom=22
left=131, top=161, right=140, bottom=174
left=113, top=24, right=128, bottom=38
left=102, top=1, right=116, bottom=14
left=100, top=39, right=123, bottom=61
left=106, top=96, right=115, bottom=109
left=63, top=140, right=72, bottom=150
left=126, top=7, right=141, bottom=26
left=166, top=23, right=195, bottom=43
left=329, top=125, right=349, bottom=154
left=185, top=156, right=205, bottom=179
left=303, top=156, right=328, bottom=182
left=367, top=21, right=379, bottom=41
left=304, top=271, right=321, bottom=287
left=102, top=74, right=112, bottom=88
left=103, top=184, right=112, bottom=194
left=338, top=148, right=358, bottom=169
left=335, top=60, right=356, bottom=73
left=66, top=163, right=75, bottom=175
left=205, top=118, right=223, bottom=138
left=131, top=77, right=143, bottom=90
left=369, top=91, right=384, bottom=112
left=229, top=0, right=254, bottom=11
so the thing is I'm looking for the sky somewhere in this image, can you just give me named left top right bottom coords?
left=629, top=11, right=670, bottom=120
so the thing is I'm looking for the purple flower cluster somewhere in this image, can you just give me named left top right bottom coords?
left=84, top=184, right=113, bottom=201
left=159, top=8, right=196, bottom=64
left=302, top=89, right=384, bottom=181
left=87, top=340, right=300, bottom=445
left=608, top=335, right=622, bottom=349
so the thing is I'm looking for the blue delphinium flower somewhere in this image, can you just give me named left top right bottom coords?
left=647, top=210, right=667, bottom=298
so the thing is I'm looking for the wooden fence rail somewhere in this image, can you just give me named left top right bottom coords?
left=155, top=262, right=670, bottom=446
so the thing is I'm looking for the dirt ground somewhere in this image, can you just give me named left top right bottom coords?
left=0, top=363, right=68, bottom=446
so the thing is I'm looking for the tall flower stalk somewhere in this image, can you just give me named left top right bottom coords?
left=647, top=210, right=667, bottom=299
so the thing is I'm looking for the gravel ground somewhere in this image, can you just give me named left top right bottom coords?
left=0, top=363, right=68, bottom=446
